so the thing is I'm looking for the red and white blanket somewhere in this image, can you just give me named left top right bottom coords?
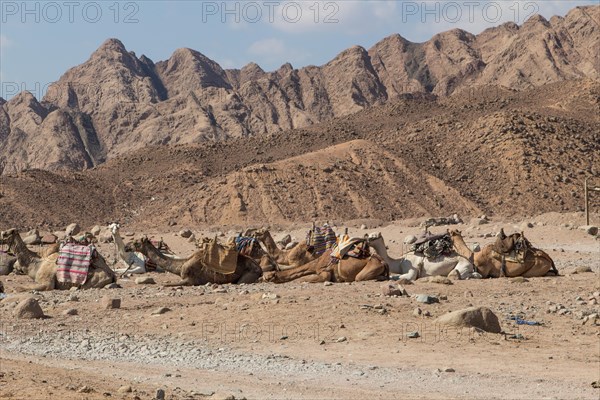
left=56, top=243, right=94, bottom=285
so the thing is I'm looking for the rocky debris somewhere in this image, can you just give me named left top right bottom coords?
left=471, top=216, right=489, bottom=225
left=415, top=294, right=439, bottom=304
left=422, top=214, right=462, bottom=227
left=404, top=235, right=417, bottom=245
left=336, top=336, right=347, bottom=343
left=407, top=331, right=420, bottom=339
left=117, top=386, right=132, bottom=393
left=22, top=233, right=41, bottom=245
left=152, top=307, right=171, bottom=315
left=14, top=298, right=45, bottom=319
left=41, top=234, right=57, bottom=244
left=324, top=281, right=333, bottom=286
left=100, top=296, right=121, bottom=310
left=135, top=276, right=156, bottom=285
left=572, top=266, right=593, bottom=274
left=63, top=308, right=78, bottom=316
left=285, top=242, right=298, bottom=250
left=66, top=223, right=81, bottom=236
left=381, top=283, right=408, bottom=297
left=262, top=293, right=280, bottom=300
left=510, top=277, right=529, bottom=283
left=278, top=234, right=292, bottom=247
left=580, top=225, right=598, bottom=236
left=413, top=307, right=423, bottom=317
left=435, top=307, right=502, bottom=333
left=179, top=229, right=193, bottom=238
left=156, top=388, right=165, bottom=400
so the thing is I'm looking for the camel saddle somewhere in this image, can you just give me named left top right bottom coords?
left=412, top=233, right=453, bottom=258
left=491, top=229, right=531, bottom=264
left=330, top=236, right=370, bottom=261
left=200, top=237, right=238, bottom=275
left=306, top=224, right=337, bottom=256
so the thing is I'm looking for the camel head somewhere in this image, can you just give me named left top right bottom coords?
left=108, top=222, right=120, bottom=235
left=367, top=232, right=388, bottom=250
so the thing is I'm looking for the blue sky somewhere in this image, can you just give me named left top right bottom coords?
left=1, top=0, right=598, bottom=99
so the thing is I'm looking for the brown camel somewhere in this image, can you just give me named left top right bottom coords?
left=230, top=234, right=279, bottom=273
left=0, top=228, right=116, bottom=291
left=449, top=230, right=558, bottom=278
left=133, top=237, right=262, bottom=286
left=250, top=229, right=322, bottom=268
left=262, top=248, right=389, bottom=283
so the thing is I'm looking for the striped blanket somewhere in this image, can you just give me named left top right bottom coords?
left=56, top=243, right=94, bottom=285
left=306, top=225, right=337, bottom=256
left=235, top=237, right=257, bottom=257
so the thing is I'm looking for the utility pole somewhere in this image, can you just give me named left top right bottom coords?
left=585, top=178, right=589, bottom=226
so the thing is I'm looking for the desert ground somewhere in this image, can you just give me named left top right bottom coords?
left=1, top=212, right=598, bottom=400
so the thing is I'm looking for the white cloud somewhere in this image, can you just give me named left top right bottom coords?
left=248, top=38, right=286, bottom=58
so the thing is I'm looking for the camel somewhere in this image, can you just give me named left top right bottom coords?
left=231, top=234, right=279, bottom=273
left=109, top=223, right=148, bottom=274
left=449, top=230, right=558, bottom=278
left=248, top=229, right=318, bottom=268
left=261, top=241, right=389, bottom=283
left=0, top=228, right=116, bottom=291
left=132, top=237, right=262, bottom=286
left=367, top=232, right=481, bottom=281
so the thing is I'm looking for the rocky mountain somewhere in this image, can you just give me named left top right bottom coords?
left=0, top=79, right=597, bottom=230
left=0, top=5, right=598, bottom=175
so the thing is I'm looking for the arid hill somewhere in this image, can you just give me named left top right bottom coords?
left=0, top=6, right=598, bottom=175
left=0, top=79, right=597, bottom=230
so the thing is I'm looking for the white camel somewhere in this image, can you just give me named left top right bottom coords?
left=367, top=232, right=481, bottom=281
left=109, top=223, right=147, bottom=274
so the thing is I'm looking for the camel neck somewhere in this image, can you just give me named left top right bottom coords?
left=369, top=240, right=394, bottom=265
left=142, top=242, right=184, bottom=275
left=10, top=234, right=37, bottom=271
left=112, top=230, right=129, bottom=261
left=261, top=233, right=280, bottom=255
left=451, top=234, right=473, bottom=260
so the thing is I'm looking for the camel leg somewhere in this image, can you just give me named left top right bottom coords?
left=292, top=270, right=332, bottom=283
left=354, top=261, right=387, bottom=282
left=452, top=259, right=476, bottom=280
left=237, top=271, right=261, bottom=284
left=394, top=268, right=419, bottom=282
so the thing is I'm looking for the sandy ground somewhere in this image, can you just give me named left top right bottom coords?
left=1, top=214, right=599, bottom=400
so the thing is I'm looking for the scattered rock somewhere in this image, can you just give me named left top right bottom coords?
left=573, top=266, right=592, bottom=274
left=77, top=386, right=93, bottom=393
left=580, top=225, right=598, bottom=236
left=135, top=276, right=156, bottom=285
left=324, top=281, right=333, bottom=286
left=381, top=282, right=408, bottom=296
left=41, top=234, right=57, bottom=244
left=156, top=388, right=165, bottom=400
left=407, top=331, right=420, bottom=339
left=106, top=283, right=121, bottom=289
left=413, top=307, right=423, bottom=317
left=360, top=224, right=367, bottom=230
left=404, top=235, right=417, bottom=245
left=179, top=229, right=193, bottom=238
left=63, top=308, right=78, bottom=316
left=14, top=297, right=44, bottom=319
left=65, top=223, right=81, bottom=236
left=443, top=367, right=456, bottom=373
left=69, top=294, right=79, bottom=302
left=22, top=234, right=41, bottom=245
left=285, top=242, right=298, bottom=250
left=152, top=307, right=171, bottom=315
left=90, top=225, right=102, bottom=236
left=416, top=294, right=439, bottom=304
left=470, top=243, right=481, bottom=252
left=464, top=290, right=474, bottom=298
left=471, top=217, right=489, bottom=225
left=435, top=307, right=502, bottom=333
left=118, top=386, right=132, bottom=393
left=262, top=292, right=280, bottom=300
left=101, top=296, right=121, bottom=310
left=211, top=393, right=236, bottom=400
left=336, top=336, right=347, bottom=343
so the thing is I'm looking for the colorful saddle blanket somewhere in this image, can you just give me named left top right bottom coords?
left=306, top=224, right=337, bottom=256
left=56, top=243, right=95, bottom=285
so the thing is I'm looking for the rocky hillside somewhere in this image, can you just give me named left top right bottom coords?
left=0, top=5, right=598, bottom=175
left=0, top=79, right=597, bottom=230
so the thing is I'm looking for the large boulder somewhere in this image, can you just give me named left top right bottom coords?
left=580, top=225, right=598, bottom=236
left=14, top=297, right=45, bottom=319
left=435, top=306, right=502, bottom=333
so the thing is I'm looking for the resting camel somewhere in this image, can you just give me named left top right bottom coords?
left=0, top=228, right=116, bottom=291
left=449, top=230, right=558, bottom=278
left=109, top=223, right=148, bottom=274
left=133, top=237, right=262, bottom=286
left=248, top=229, right=319, bottom=268
left=261, top=244, right=388, bottom=284
left=367, top=232, right=481, bottom=281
